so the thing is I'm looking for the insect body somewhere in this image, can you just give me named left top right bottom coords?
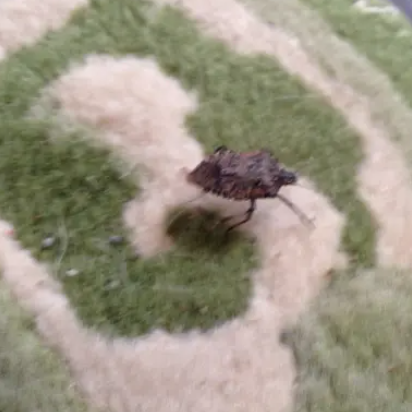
left=186, top=145, right=312, bottom=232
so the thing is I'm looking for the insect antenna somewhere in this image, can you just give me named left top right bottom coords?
left=276, top=193, right=315, bottom=228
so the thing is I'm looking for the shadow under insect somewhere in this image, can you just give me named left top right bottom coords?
left=166, top=207, right=247, bottom=254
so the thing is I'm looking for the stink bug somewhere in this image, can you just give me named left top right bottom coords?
left=186, top=145, right=313, bottom=232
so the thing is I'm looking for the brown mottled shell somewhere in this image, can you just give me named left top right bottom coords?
left=187, top=146, right=292, bottom=201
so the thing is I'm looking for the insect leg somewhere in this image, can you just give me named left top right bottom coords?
left=219, top=214, right=237, bottom=225
left=213, top=145, right=228, bottom=154
left=225, top=199, right=257, bottom=233
left=276, top=193, right=314, bottom=228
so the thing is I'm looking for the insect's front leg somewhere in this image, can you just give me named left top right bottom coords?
left=225, top=199, right=256, bottom=233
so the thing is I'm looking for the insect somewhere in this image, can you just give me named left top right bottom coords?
left=186, top=145, right=313, bottom=233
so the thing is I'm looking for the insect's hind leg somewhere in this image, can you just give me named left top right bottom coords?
left=213, top=145, right=228, bottom=154
left=225, top=199, right=256, bottom=233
